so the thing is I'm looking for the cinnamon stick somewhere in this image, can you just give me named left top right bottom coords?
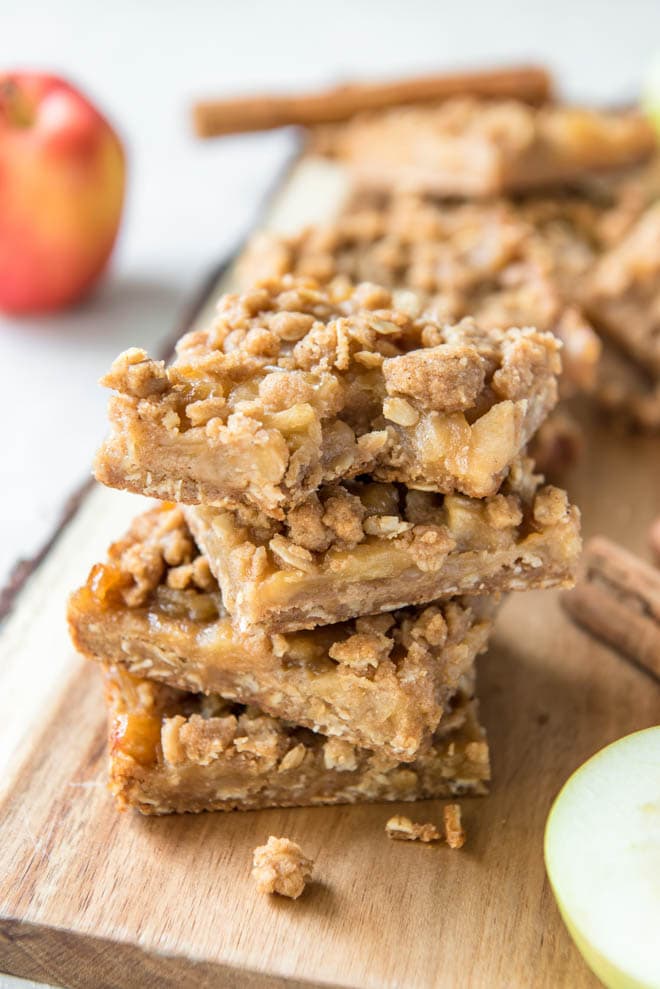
left=561, top=536, right=660, bottom=680
left=193, top=64, right=552, bottom=138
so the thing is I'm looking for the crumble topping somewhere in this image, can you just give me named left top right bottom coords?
left=385, top=815, right=441, bottom=843
left=251, top=836, right=313, bottom=899
left=102, top=347, right=168, bottom=399
left=383, top=344, right=487, bottom=412
left=242, top=197, right=580, bottom=327
left=239, top=197, right=600, bottom=399
left=161, top=712, right=241, bottom=767
left=328, top=630, right=392, bottom=674
left=89, top=505, right=222, bottom=617
left=98, top=275, right=561, bottom=509
left=443, top=803, right=466, bottom=849
left=103, top=277, right=558, bottom=425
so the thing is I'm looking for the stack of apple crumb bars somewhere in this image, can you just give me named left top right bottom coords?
left=68, top=275, right=581, bottom=815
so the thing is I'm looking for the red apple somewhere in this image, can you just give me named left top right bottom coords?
left=0, top=72, right=125, bottom=314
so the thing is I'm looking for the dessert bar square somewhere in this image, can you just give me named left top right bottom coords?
left=95, top=278, right=561, bottom=516
left=186, top=457, right=581, bottom=632
left=585, top=202, right=660, bottom=377
left=326, top=98, right=655, bottom=197
left=594, top=337, right=660, bottom=430
left=68, top=506, right=495, bottom=761
left=103, top=665, right=490, bottom=815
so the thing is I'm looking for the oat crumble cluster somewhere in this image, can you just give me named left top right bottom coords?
left=252, top=837, right=314, bottom=899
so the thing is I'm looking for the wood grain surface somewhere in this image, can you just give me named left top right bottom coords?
left=1, top=159, right=659, bottom=989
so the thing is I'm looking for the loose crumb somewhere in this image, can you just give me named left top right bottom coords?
left=443, top=803, right=466, bottom=849
left=385, top=814, right=441, bottom=843
left=251, top=836, right=313, bottom=899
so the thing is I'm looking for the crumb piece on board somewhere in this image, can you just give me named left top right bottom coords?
left=444, top=803, right=467, bottom=849
left=385, top=814, right=441, bottom=843
left=251, top=835, right=313, bottom=899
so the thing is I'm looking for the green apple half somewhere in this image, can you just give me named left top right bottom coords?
left=545, top=727, right=660, bottom=989
left=643, top=56, right=660, bottom=135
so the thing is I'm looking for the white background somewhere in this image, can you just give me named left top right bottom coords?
left=1, top=2, right=659, bottom=987
left=2, top=0, right=660, bottom=592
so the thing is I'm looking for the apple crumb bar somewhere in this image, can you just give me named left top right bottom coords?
left=68, top=505, right=496, bottom=760
left=594, top=337, right=660, bottom=430
left=323, top=98, right=656, bottom=197
left=95, top=277, right=561, bottom=517
left=185, top=456, right=581, bottom=632
left=103, top=665, right=490, bottom=815
left=585, top=202, right=660, bottom=378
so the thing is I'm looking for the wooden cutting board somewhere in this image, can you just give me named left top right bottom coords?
left=1, top=159, right=659, bottom=989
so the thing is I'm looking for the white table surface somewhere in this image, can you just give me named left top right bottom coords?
left=1, top=1, right=659, bottom=986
